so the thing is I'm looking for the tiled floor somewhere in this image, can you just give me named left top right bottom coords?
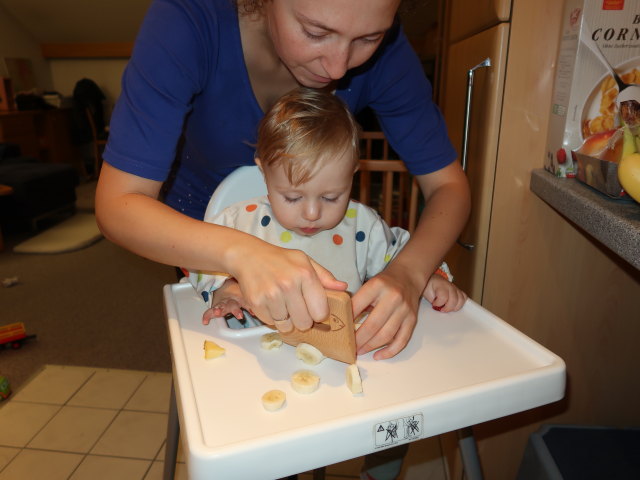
left=0, top=365, right=447, bottom=480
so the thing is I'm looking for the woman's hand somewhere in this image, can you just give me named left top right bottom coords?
left=96, top=165, right=346, bottom=334
left=227, top=242, right=347, bottom=333
left=351, top=263, right=422, bottom=361
left=351, top=162, right=470, bottom=360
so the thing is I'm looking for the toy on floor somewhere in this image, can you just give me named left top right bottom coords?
left=0, top=322, right=37, bottom=350
left=0, top=376, right=10, bottom=400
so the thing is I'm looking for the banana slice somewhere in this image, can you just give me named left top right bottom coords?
left=260, top=332, right=283, bottom=350
left=295, top=342, right=325, bottom=365
left=203, top=340, right=225, bottom=359
left=346, top=364, right=363, bottom=394
left=291, top=369, right=320, bottom=394
left=261, top=389, right=286, bottom=411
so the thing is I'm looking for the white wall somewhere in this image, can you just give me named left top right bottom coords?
left=1, top=2, right=128, bottom=121
left=48, top=59, right=128, bottom=119
left=0, top=2, right=53, bottom=91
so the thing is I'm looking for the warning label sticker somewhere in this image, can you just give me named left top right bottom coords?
left=373, top=413, right=423, bottom=449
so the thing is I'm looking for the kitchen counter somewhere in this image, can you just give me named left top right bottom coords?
left=530, top=169, right=640, bottom=271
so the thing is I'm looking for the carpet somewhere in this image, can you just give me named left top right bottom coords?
left=75, top=179, right=97, bottom=212
left=13, top=213, right=103, bottom=254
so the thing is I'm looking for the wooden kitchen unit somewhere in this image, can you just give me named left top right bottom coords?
left=0, top=108, right=83, bottom=174
left=439, top=0, right=640, bottom=478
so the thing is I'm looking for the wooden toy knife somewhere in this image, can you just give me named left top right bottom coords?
left=276, top=290, right=357, bottom=364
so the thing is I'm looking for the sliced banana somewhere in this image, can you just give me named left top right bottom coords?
left=291, top=369, right=320, bottom=394
left=295, top=342, right=325, bottom=365
left=260, top=332, right=283, bottom=350
left=261, top=389, right=286, bottom=411
left=203, top=340, right=225, bottom=359
left=346, top=364, right=363, bottom=394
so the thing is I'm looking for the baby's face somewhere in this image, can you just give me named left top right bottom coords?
left=263, top=151, right=354, bottom=236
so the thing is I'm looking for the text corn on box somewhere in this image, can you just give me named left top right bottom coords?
left=544, top=0, right=640, bottom=178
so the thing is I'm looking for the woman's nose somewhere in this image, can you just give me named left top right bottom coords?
left=321, top=43, right=350, bottom=80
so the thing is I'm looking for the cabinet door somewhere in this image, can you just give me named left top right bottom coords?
left=448, top=0, right=512, bottom=43
left=441, top=23, right=509, bottom=302
left=0, top=112, right=39, bottom=159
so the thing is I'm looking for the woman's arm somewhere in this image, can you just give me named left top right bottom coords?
left=351, top=160, right=470, bottom=359
left=95, top=163, right=346, bottom=330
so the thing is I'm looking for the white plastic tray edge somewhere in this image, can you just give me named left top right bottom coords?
left=164, top=283, right=566, bottom=480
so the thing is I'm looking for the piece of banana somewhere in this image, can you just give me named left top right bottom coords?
left=354, top=311, right=369, bottom=330
left=295, top=342, right=325, bottom=365
left=346, top=364, right=363, bottom=394
left=203, top=340, right=225, bottom=359
left=291, top=369, right=320, bottom=394
left=261, top=389, right=286, bottom=411
left=260, top=332, right=283, bottom=350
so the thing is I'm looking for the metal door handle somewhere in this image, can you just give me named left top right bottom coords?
left=460, top=58, right=491, bottom=173
left=458, top=58, right=491, bottom=251
left=457, top=239, right=475, bottom=251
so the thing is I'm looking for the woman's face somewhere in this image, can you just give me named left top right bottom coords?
left=264, top=0, right=400, bottom=87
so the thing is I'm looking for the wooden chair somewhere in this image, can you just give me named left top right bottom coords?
left=355, top=131, right=420, bottom=233
left=85, top=107, right=108, bottom=179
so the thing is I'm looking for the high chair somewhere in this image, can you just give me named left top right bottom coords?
left=162, top=133, right=566, bottom=480
left=204, top=164, right=266, bottom=220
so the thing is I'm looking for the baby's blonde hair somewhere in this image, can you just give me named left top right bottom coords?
left=256, top=88, right=360, bottom=186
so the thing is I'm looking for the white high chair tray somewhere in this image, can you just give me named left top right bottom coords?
left=164, top=282, right=565, bottom=480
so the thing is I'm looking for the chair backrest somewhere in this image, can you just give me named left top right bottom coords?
left=204, top=165, right=267, bottom=219
left=204, top=132, right=419, bottom=232
left=85, top=107, right=108, bottom=179
left=356, top=131, right=419, bottom=233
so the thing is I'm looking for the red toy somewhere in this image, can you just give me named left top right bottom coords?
left=0, top=322, right=36, bottom=350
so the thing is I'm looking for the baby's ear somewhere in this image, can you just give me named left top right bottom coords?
left=254, top=157, right=264, bottom=174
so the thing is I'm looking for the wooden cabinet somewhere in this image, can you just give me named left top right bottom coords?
left=440, top=23, right=509, bottom=302
left=447, top=0, right=511, bottom=43
left=0, top=109, right=82, bottom=173
left=440, top=0, right=640, bottom=478
left=0, top=111, right=38, bottom=158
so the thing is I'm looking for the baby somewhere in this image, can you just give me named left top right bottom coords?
left=189, top=87, right=466, bottom=327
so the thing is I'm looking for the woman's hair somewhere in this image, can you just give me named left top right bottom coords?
left=235, top=0, right=264, bottom=15
left=256, top=88, right=361, bottom=186
left=235, top=0, right=416, bottom=16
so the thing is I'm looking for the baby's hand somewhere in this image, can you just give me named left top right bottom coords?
left=422, top=274, right=468, bottom=313
left=202, top=279, right=245, bottom=325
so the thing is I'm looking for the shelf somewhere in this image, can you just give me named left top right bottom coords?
left=530, top=169, right=640, bottom=271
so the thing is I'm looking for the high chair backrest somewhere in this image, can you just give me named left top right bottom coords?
left=204, top=166, right=266, bottom=220
left=205, top=132, right=420, bottom=232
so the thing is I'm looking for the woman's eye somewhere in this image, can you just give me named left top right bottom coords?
left=360, top=35, right=383, bottom=44
left=303, top=29, right=326, bottom=40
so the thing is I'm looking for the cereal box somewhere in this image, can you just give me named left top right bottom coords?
left=544, top=0, right=640, bottom=177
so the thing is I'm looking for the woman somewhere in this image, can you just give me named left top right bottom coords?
left=95, top=0, right=470, bottom=361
